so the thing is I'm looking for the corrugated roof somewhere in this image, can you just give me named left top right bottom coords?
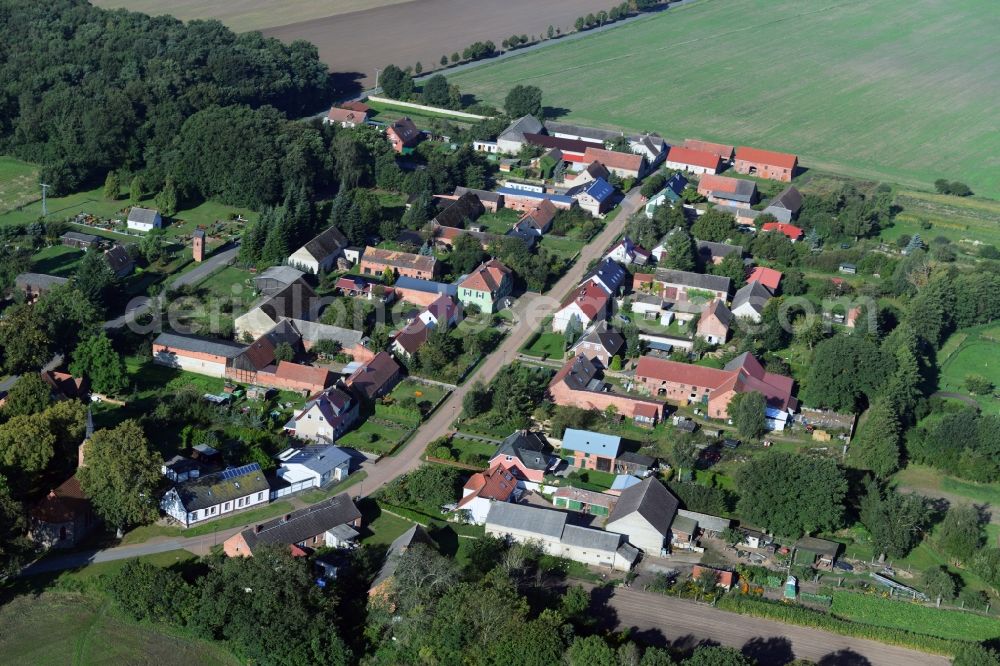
left=240, top=493, right=360, bottom=553
left=561, top=524, right=621, bottom=552
left=562, top=428, right=622, bottom=458
left=153, top=332, right=246, bottom=358
left=485, top=502, right=566, bottom=539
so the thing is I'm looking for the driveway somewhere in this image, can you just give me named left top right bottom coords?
left=592, top=586, right=949, bottom=666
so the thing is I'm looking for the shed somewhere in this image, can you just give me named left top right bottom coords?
left=793, top=536, right=840, bottom=567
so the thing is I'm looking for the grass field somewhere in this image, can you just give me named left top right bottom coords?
left=0, top=156, right=39, bottom=214
left=521, top=332, right=566, bottom=359
left=30, top=245, right=85, bottom=276
left=881, top=190, right=1000, bottom=250
left=449, top=0, right=1000, bottom=198
left=830, top=591, right=1000, bottom=642
left=937, top=324, right=1000, bottom=414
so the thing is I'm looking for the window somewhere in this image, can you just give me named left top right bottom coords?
left=225, top=502, right=231, bottom=511
left=257, top=492, right=264, bottom=501
left=237, top=498, right=243, bottom=507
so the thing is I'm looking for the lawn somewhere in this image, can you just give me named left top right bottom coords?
left=432, top=436, right=497, bottom=466
left=449, top=0, right=1000, bottom=198
left=521, top=331, right=566, bottom=359
left=475, top=208, right=521, bottom=234
left=338, top=419, right=410, bottom=456
left=388, top=378, right=448, bottom=409
left=30, top=245, right=85, bottom=276
left=540, top=234, right=585, bottom=261
left=936, top=324, right=1000, bottom=414
left=830, top=590, right=1000, bottom=642
left=894, top=464, right=1000, bottom=508
left=119, top=501, right=296, bottom=545
left=0, top=156, right=39, bottom=214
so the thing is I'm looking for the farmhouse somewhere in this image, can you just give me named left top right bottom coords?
left=569, top=177, right=615, bottom=217
left=344, top=351, right=403, bottom=402
left=496, top=187, right=575, bottom=212
left=564, top=160, right=612, bottom=188
left=734, top=147, right=798, bottom=182
left=634, top=352, right=796, bottom=419
left=514, top=199, right=558, bottom=235
left=664, top=146, right=722, bottom=175
left=569, top=324, right=625, bottom=368
left=152, top=332, right=245, bottom=378
left=224, top=494, right=362, bottom=557
left=452, top=186, right=503, bottom=212
left=283, top=386, right=359, bottom=443
left=524, top=133, right=589, bottom=162
left=697, top=174, right=758, bottom=208
left=747, top=266, right=782, bottom=292
left=561, top=428, right=622, bottom=472
left=731, top=280, right=774, bottom=323
left=386, top=117, right=421, bottom=153
left=433, top=191, right=485, bottom=228
left=763, top=186, right=803, bottom=222
left=229, top=320, right=303, bottom=382
left=485, top=502, right=639, bottom=572
left=645, top=172, right=689, bottom=218
left=126, top=206, right=162, bottom=232
left=489, top=430, right=553, bottom=483
left=287, top=225, right=348, bottom=274
left=497, top=115, right=543, bottom=153
left=391, top=319, right=430, bottom=359
left=682, top=139, right=735, bottom=163
left=161, top=463, right=271, bottom=528
left=553, top=281, right=610, bottom=333
left=361, top=246, right=437, bottom=280
left=582, top=147, right=645, bottom=179
left=458, top=259, right=512, bottom=313
left=234, top=278, right=322, bottom=340
left=653, top=268, right=731, bottom=312
left=605, top=477, right=679, bottom=555
left=548, top=354, right=664, bottom=427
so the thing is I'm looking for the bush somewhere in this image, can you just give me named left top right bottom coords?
left=964, top=374, right=994, bottom=395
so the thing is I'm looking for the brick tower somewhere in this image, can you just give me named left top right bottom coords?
left=192, top=229, right=205, bottom=263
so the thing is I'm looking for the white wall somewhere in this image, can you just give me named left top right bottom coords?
left=606, top=513, right=665, bottom=553
left=152, top=351, right=228, bottom=378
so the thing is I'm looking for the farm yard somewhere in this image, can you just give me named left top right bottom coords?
left=449, top=0, right=1000, bottom=198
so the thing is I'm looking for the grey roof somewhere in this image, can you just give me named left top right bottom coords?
left=280, top=444, right=350, bottom=476
left=15, top=273, right=68, bottom=289
left=170, top=463, right=270, bottom=512
left=370, top=524, right=435, bottom=590
left=255, top=265, right=305, bottom=291
left=486, top=502, right=567, bottom=539
left=583, top=258, right=628, bottom=294
left=707, top=179, right=757, bottom=203
left=617, top=542, right=640, bottom=564
left=192, top=229, right=205, bottom=239
left=731, top=281, right=773, bottom=313
left=561, top=524, right=622, bottom=553
left=543, top=120, right=624, bottom=143
left=240, top=493, right=361, bottom=553
left=154, top=332, right=246, bottom=358
left=654, top=268, right=731, bottom=293
left=454, top=186, right=502, bottom=204
left=493, top=430, right=551, bottom=471
left=300, top=226, right=347, bottom=262
left=434, top=192, right=485, bottom=228
left=794, top=536, right=840, bottom=558
left=164, top=455, right=201, bottom=474
left=767, top=186, right=803, bottom=214
left=287, top=319, right=364, bottom=347
left=257, top=279, right=319, bottom=322
left=677, top=509, right=731, bottom=533
left=571, top=324, right=625, bottom=356
left=696, top=240, right=743, bottom=260
left=606, top=477, right=679, bottom=539
left=671, top=515, right=698, bottom=535
left=127, top=207, right=160, bottom=224
left=103, top=244, right=133, bottom=274
left=499, top=115, right=543, bottom=143
left=617, top=451, right=655, bottom=468
left=61, top=231, right=101, bottom=244
left=703, top=299, right=734, bottom=327
left=714, top=205, right=761, bottom=219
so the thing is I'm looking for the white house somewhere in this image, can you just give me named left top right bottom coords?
left=455, top=464, right=520, bottom=524
left=496, top=115, right=543, bottom=154
left=284, top=386, right=359, bottom=443
left=485, top=502, right=638, bottom=571
left=287, top=226, right=348, bottom=274
left=730, top=281, right=773, bottom=323
left=604, top=477, right=679, bottom=555
left=160, top=463, right=271, bottom=528
left=126, top=207, right=162, bottom=232
left=605, top=237, right=651, bottom=266
left=275, top=444, right=351, bottom=493
left=552, top=281, right=609, bottom=333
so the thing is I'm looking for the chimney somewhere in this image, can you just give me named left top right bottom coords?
left=254, top=524, right=263, bottom=534
left=283, top=514, right=292, bottom=523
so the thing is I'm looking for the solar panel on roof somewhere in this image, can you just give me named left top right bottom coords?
left=220, top=463, right=261, bottom=480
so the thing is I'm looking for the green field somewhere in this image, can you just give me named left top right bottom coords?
left=449, top=0, right=1000, bottom=198
left=937, top=324, right=1000, bottom=414
left=881, top=190, right=1000, bottom=250
left=0, top=156, right=39, bottom=214
left=830, top=591, right=1000, bottom=642
left=521, top=331, right=566, bottom=359
left=30, top=245, right=85, bottom=276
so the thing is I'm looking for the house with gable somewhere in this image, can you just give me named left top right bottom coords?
left=696, top=240, right=743, bottom=266
left=569, top=324, right=625, bottom=368
left=288, top=225, right=348, bottom=274
left=489, top=430, right=553, bottom=484
left=583, top=258, right=628, bottom=295
left=432, top=191, right=485, bottom=228
left=283, top=386, right=359, bottom=443
left=345, top=351, right=403, bottom=402
left=361, top=246, right=438, bottom=280
left=734, top=146, right=798, bottom=182
left=696, top=299, right=733, bottom=344
left=761, top=222, right=804, bottom=242
left=747, top=266, right=783, bottom=293
left=548, top=355, right=664, bottom=428
left=552, top=281, right=610, bottom=333
left=456, top=465, right=521, bottom=524
left=645, top=172, right=689, bottom=218
left=682, top=139, right=735, bottom=163
left=605, top=477, right=679, bottom=554
left=30, top=475, right=99, bottom=549
left=731, top=280, right=774, bottom=322
left=224, top=493, right=362, bottom=557
left=564, top=161, right=611, bottom=188
left=497, top=115, right=543, bottom=154
left=697, top=174, right=758, bottom=209
left=763, top=186, right=803, bottom=222
left=103, top=244, right=134, bottom=278
left=325, top=104, right=370, bottom=128
left=161, top=463, right=271, bottom=528
left=458, top=259, right=513, bottom=313
left=581, top=147, right=646, bottom=179
left=369, top=525, right=437, bottom=602
left=663, top=146, right=722, bottom=175
left=561, top=428, right=622, bottom=472
left=513, top=199, right=558, bottom=235
left=570, top=177, right=615, bottom=217
left=386, top=117, right=421, bottom=154
left=606, top=236, right=651, bottom=266
left=126, top=206, right=161, bottom=232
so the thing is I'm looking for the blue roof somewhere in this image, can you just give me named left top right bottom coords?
left=495, top=187, right=574, bottom=205
left=562, top=429, right=622, bottom=457
left=280, top=445, right=350, bottom=475
left=584, top=258, right=628, bottom=294
left=665, top=172, right=689, bottom=196
left=584, top=177, right=615, bottom=203
left=611, top=474, right=642, bottom=491
left=394, top=276, right=457, bottom=295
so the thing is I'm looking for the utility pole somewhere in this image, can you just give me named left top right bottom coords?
left=374, top=68, right=382, bottom=91
left=40, top=182, right=50, bottom=217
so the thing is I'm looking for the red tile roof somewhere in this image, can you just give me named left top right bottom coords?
left=560, top=281, right=610, bottom=321
left=457, top=465, right=518, bottom=507
left=632, top=402, right=662, bottom=420
left=692, top=565, right=736, bottom=588
left=635, top=356, right=732, bottom=389
left=683, top=139, right=735, bottom=160
left=327, top=107, right=368, bottom=124
left=341, top=101, right=371, bottom=113
left=583, top=147, right=644, bottom=173
left=666, top=146, right=723, bottom=170
left=698, top=174, right=745, bottom=194
left=30, top=475, right=90, bottom=523
left=275, top=361, right=331, bottom=388
left=735, top=146, right=797, bottom=169
left=747, top=267, right=783, bottom=291
left=761, top=222, right=803, bottom=240
left=460, top=259, right=511, bottom=293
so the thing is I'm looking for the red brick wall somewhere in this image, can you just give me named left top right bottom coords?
left=549, top=383, right=663, bottom=420
left=223, top=532, right=251, bottom=557
left=224, top=368, right=327, bottom=395
left=360, top=259, right=435, bottom=280
left=733, top=159, right=794, bottom=182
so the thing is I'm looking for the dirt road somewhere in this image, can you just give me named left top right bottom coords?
left=599, top=587, right=949, bottom=666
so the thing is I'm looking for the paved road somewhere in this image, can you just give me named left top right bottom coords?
left=104, top=244, right=239, bottom=330
left=22, top=189, right=641, bottom=576
left=598, top=586, right=949, bottom=666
